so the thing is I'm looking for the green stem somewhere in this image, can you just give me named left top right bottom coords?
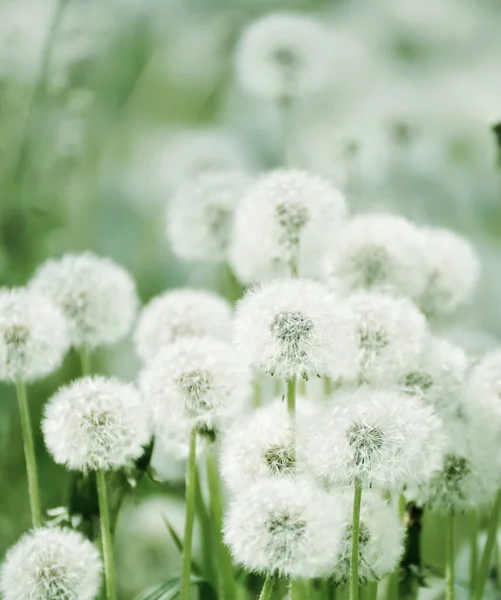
left=15, top=380, right=42, bottom=528
left=206, top=448, right=236, bottom=600
left=79, top=346, right=91, bottom=376
left=473, top=489, right=501, bottom=600
left=368, top=581, right=378, bottom=600
left=470, top=511, right=478, bottom=595
left=287, top=376, right=297, bottom=419
left=290, top=581, right=302, bottom=600
left=96, top=470, right=116, bottom=600
left=445, top=513, right=455, bottom=600
left=259, top=575, right=275, bottom=600
left=180, top=428, right=198, bottom=600
left=350, top=482, right=363, bottom=600
left=194, top=466, right=217, bottom=590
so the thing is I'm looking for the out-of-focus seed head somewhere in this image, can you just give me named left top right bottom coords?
left=134, top=289, right=232, bottom=364
left=0, top=288, right=69, bottom=382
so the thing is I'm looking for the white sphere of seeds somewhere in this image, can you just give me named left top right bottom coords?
left=166, top=171, right=251, bottom=263
left=229, top=169, right=347, bottom=283
left=43, top=376, right=150, bottom=471
left=0, top=288, right=69, bottom=382
left=234, top=278, right=358, bottom=381
left=224, top=478, right=346, bottom=579
left=235, top=13, right=332, bottom=100
left=0, top=527, right=102, bottom=600
left=134, top=289, right=232, bottom=364
left=29, top=252, right=138, bottom=349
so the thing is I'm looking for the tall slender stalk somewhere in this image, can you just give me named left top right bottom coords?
left=350, top=481, right=363, bottom=600
left=79, top=346, right=91, bottom=376
left=96, top=470, right=116, bottom=600
left=470, top=511, right=478, bottom=595
left=180, top=428, right=198, bottom=600
left=473, top=489, right=501, bottom=600
left=287, top=375, right=297, bottom=419
left=259, top=575, right=275, bottom=600
left=368, top=581, right=378, bottom=600
left=15, top=380, right=42, bottom=528
left=194, top=466, right=217, bottom=590
left=445, top=513, right=455, bottom=600
left=290, top=580, right=302, bottom=600
left=206, top=448, right=236, bottom=600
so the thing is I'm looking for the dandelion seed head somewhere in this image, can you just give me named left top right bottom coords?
left=417, top=227, right=480, bottom=318
left=224, top=478, right=345, bottom=579
left=326, top=214, right=426, bottom=299
left=0, top=527, right=102, bottom=600
left=304, top=387, right=446, bottom=489
left=139, top=337, right=251, bottom=450
left=166, top=171, right=251, bottom=262
left=333, top=491, right=404, bottom=584
left=43, top=376, right=151, bottom=471
left=29, top=252, right=138, bottom=349
left=234, top=278, right=359, bottom=381
left=220, top=398, right=315, bottom=493
left=349, top=292, right=428, bottom=385
left=134, top=289, right=232, bottom=363
left=235, top=13, right=332, bottom=100
left=229, top=170, right=347, bottom=283
left=0, top=288, right=69, bottom=382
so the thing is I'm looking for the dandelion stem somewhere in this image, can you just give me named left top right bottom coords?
left=96, top=469, right=116, bottom=600
left=470, top=511, right=478, bottom=595
left=206, top=448, right=236, bottom=600
left=445, top=513, right=455, bottom=600
left=368, top=581, right=378, bottom=600
left=473, top=489, right=501, bottom=600
left=259, top=575, right=275, bottom=600
left=15, top=380, right=42, bottom=528
left=79, top=346, right=91, bottom=376
left=181, top=428, right=198, bottom=600
left=287, top=375, right=297, bottom=419
left=350, top=481, right=363, bottom=600
left=290, top=580, right=302, bottom=600
left=194, top=466, right=217, bottom=590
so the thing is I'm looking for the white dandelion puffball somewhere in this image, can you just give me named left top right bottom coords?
left=234, top=278, right=358, bottom=381
left=349, top=291, right=428, bottom=385
left=468, top=350, right=501, bottom=433
left=0, top=527, right=102, bottom=600
left=399, top=337, right=469, bottom=421
left=0, top=288, right=69, bottom=382
left=220, top=398, right=314, bottom=493
left=333, top=492, right=404, bottom=584
left=407, top=420, right=499, bottom=513
left=326, top=214, right=427, bottom=299
left=166, top=171, right=250, bottom=262
left=29, top=252, right=138, bottom=349
left=235, top=13, right=332, bottom=100
left=304, top=387, right=445, bottom=489
left=229, top=169, right=347, bottom=283
left=43, top=376, right=150, bottom=471
left=134, top=289, right=232, bottom=364
left=224, top=478, right=345, bottom=579
left=139, top=336, right=251, bottom=443
left=417, top=227, right=480, bottom=318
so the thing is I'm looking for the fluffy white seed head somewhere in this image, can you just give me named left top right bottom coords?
left=229, top=169, right=347, bottom=283
left=220, top=398, right=314, bottom=493
left=0, top=527, right=102, bottom=600
left=43, top=376, right=151, bottom=471
left=348, top=292, right=428, bottom=385
left=139, top=337, right=251, bottom=449
left=224, top=478, right=345, bottom=579
left=468, top=350, right=501, bottom=436
left=399, top=337, right=469, bottom=422
left=417, top=227, right=480, bottom=318
left=234, top=278, right=359, bottom=381
left=134, top=289, right=232, bottom=364
left=29, top=252, right=138, bottom=349
left=326, top=214, right=427, bottom=299
left=235, top=13, right=332, bottom=100
left=407, top=420, right=499, bottom=513
left=166, top=171, right=250, bottom=262
left=333, top=492, right=404, bottom=584
left=304, top=388, right=445, bottom=489
left=0, top=288, right=69, bottom=382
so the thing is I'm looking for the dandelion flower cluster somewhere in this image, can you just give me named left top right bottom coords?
left=0, top=288, right=69, bottom=382
left=0, top=527, right=102, bottom=600
left=230, top=169, right=347, bottom=282
left=43, top=376, right=151, bottom=471
left=30, top=252, right=138, bottom=349
left=134, top=289, right=232, bottom=363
